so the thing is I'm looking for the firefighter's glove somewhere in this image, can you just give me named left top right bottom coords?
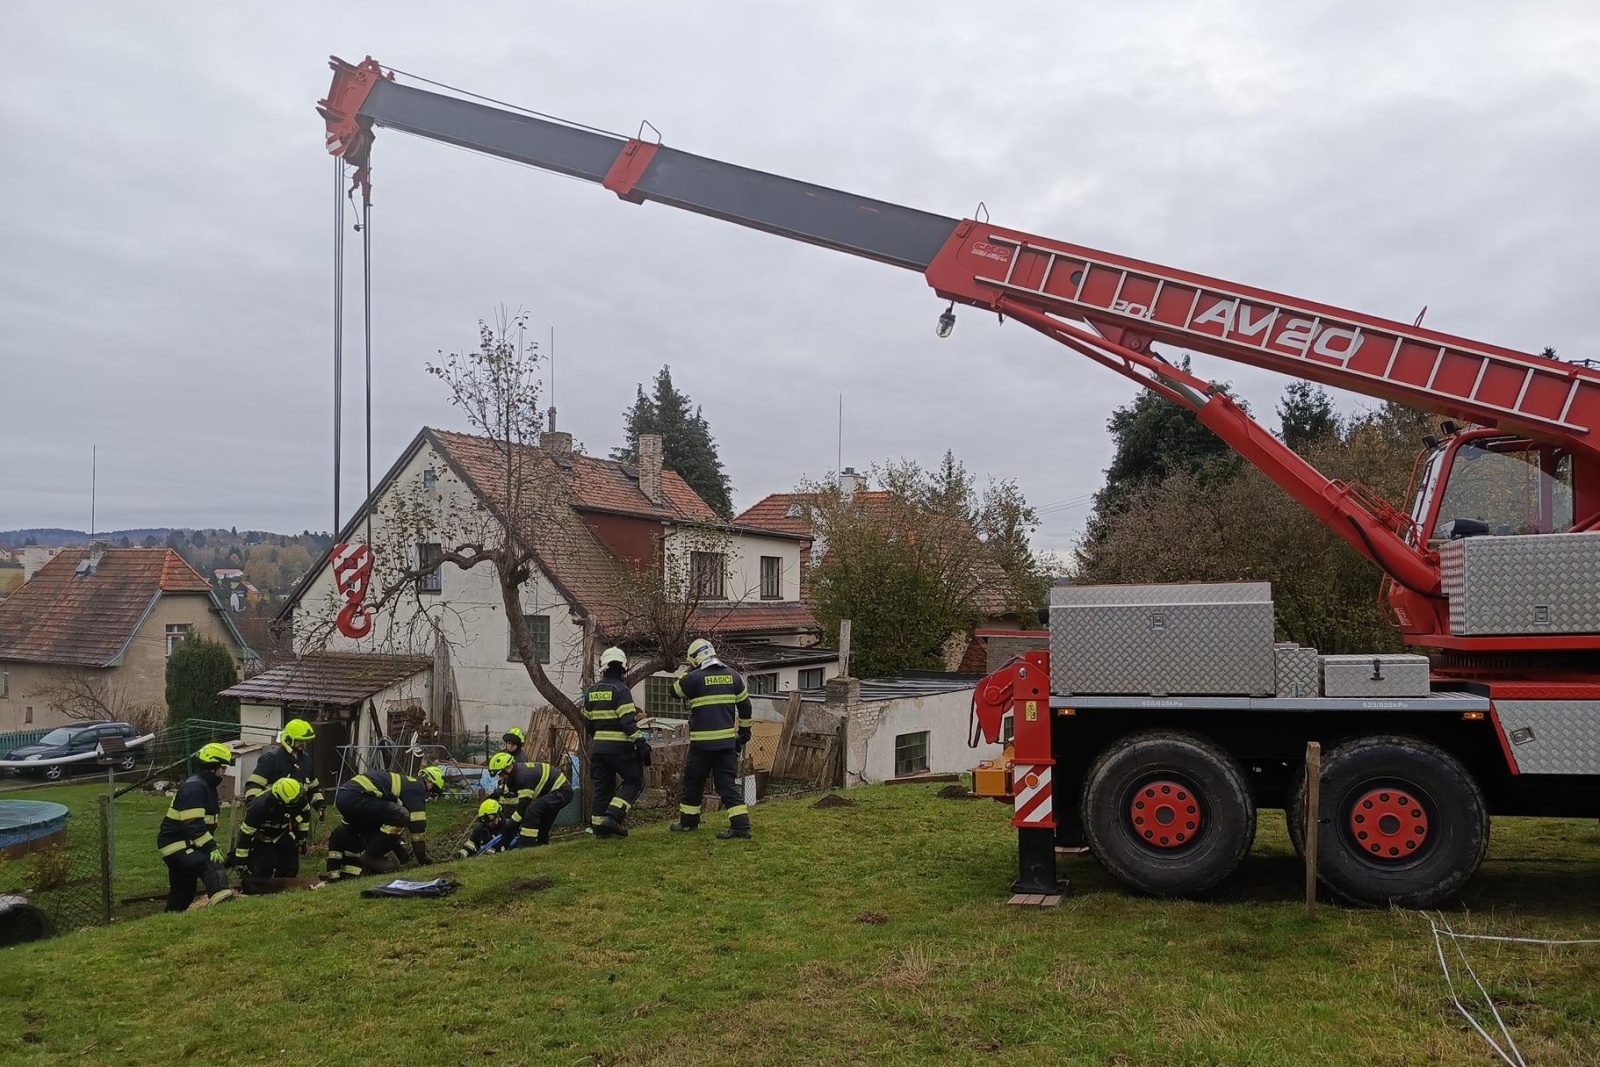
left=412, top=841, right=430, bottom=867
left=209, top=848, right=226, bottom=866
left=634, top=739, right=653, bottom=767
left=224, top=849, right=240, bottom=868
left=737, top=727, right=752, bottom=749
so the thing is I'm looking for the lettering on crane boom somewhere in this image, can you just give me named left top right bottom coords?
left=1185, top=297, right=1364, bottom=365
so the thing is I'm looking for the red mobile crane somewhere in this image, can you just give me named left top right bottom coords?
left=320, top=57, right=1600, bottom=907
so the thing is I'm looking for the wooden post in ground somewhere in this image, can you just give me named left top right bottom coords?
left=1304, top=741, right=1322, bottom=920
left=774, top=691, right=803, bottom=778
left=838, top=619, right=852, bottom=678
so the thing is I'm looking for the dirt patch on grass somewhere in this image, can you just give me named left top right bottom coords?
left=813, top=794, right=855, bottom=809
left=856, top=911, right=889, bottom=925
left=508, top=876, right=555, bottom=892
left=936, top=785, right=978, bottom=800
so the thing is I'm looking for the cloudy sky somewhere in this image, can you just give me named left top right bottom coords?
left=2, top=1, right=1596, bottom=555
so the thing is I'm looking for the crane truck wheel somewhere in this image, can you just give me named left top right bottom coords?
left=1081, top=730, right=1255, bottom=897
left=1313, top=736, right=1488, bottom=909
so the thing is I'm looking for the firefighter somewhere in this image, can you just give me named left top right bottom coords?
left=326, top=765, right=445, bottom=879
left=454, top=799, right=511, bottom=859
left=156, top=742, right=238, bottom=911
left=245, top=718, right=325, bottom=846
left=582, top=646, right=649, bottom=838
left=670, top=638, right=753, bottom=839
left=487, top=752, right=572, bottom=848
left=501, top=727, right=528, bottom=758
left=231, top=777, right=310, bottom=881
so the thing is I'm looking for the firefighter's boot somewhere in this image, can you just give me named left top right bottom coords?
left=717, top=814, right=752, bottom=840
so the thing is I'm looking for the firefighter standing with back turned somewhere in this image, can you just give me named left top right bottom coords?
left=670, top=638, right=753, bottom=839
left=582, top=646, right=650, bottom=838
left=156, top=743, right=239, bottom=911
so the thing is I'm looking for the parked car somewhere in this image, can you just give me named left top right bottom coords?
left=4, top=722, right=143, bottom=780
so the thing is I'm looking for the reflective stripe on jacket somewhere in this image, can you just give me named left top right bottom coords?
left=156, top=773, right=220, bottom=857
left=583, top=677, right=641, bottom=750
left=673, top=664, right=752, bottom=750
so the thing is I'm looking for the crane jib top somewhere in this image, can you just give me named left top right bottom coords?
left=356, top=78, right=961, bottom=272
left=329, top=60, right=1600, bottom=450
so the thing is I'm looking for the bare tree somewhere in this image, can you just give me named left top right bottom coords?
left=40, top=669, right=163, bottom=732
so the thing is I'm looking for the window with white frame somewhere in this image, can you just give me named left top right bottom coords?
left=416, top=543, right=443, bottom=594
left=894, top=731, right=931, bottom=778
left=759, top=556, right=782, bottom=599
left=749, top=672, right=778, bottom=695
left=690, top=551, right=726, bottom=600
left=507, top=614, right=551, bottom=663
left=645, top=676, right=686, bottom=717
left=798, top=667, right=824, bottom=689
left=165, top=624, right=191, bottom=657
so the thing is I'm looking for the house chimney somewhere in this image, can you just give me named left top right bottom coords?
left=838, top=466, right=867, bottom=503
left=639, top=433, right=663, bottom=505
left=88, top=540, right=109, bottom=569
left=541, top=430, right=573, bottom=459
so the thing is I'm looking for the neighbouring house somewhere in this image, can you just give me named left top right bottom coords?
left=212, top=569, right=260, bottom=612
left=734, top=466, right=1038, bottom=668
left=0, top=544, right=255, bottom=733
left=15, top=545, right=62, bottom=582
left=276, top=428, right=842, bottom=747
left=0, top=560, right=22, bottom=602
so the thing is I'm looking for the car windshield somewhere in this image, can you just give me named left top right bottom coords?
left=37, top=728, right=78, bottom=746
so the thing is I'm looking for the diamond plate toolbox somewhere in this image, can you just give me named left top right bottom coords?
left=1319, top=654, right=1431, bottom=698
left=1274, top=643, right=1320, bottom=698
left=1049, top=582, right=1275, bottom=696
left=1439, top=532, right=1600, bottom=635
left=1492, top=701, right=1600, bottom=775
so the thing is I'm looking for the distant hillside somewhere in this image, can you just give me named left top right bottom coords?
left=0, top=527, right=334, bottom=599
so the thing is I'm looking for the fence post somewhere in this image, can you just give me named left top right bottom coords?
left=97, top=795, right=113, bottom=924
left=1304, top=741, right=1321, bottom=920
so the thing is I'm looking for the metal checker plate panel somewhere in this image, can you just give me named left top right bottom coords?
left=1440, top=533, right=1600, bottom=635
left=1494, top=700, right=1600, bottom=775
left=1275, top=646, right=1321, bottom=698
left=1050, top=598, right=1274, bottom=696
left=1319, top=654, right=1431, bottom=698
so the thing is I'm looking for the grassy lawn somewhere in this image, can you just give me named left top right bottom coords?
left=3, top=785, right=1598, bottom=1066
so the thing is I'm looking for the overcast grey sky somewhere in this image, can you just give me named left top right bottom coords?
left=2, top=1, right=1596, bottom=555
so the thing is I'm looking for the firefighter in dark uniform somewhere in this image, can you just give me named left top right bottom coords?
left=502, top=727, right=528, bottom=758
left=454, top=799, right=511, bottom=859
left=156, top=742, right=238, bottom=911
left=487, top=752, right=573, bottom=848
left=244, top=719, right=324, bottom=845
left=582, top=646, right=650, bottom=838
left=231, top=777, right=310, bottom=881
left=326, top=765, right=445, bottom=879
left=670, top=638, right=753, bottom=839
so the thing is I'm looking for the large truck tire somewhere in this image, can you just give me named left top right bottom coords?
left=1081, top=730, right=1256, bottom=897
left=1310, top=735, right=1488, bottom=908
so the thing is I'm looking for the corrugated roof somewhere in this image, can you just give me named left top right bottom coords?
left=0, top=548, right=217, bottom=667
left=220, top=653, right=432, bottom=704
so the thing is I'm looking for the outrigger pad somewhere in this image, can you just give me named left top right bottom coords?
left=359, top=877, right=460, bottom=899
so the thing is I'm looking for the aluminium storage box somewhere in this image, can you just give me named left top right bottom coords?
left=1319, top=654, right=1431, bottom=698
left=1439, top=532, right=1600, bottom=636
left=1274, top=643, right=1321, bottom=698
left=1049, top=582, right=1275, bottom=697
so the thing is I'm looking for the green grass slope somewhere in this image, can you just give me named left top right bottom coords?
left=4, top=787, right=1599, bottom=1066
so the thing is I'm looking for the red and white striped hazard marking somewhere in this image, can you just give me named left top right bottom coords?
left=1012, top=764, right=1053, bottom=827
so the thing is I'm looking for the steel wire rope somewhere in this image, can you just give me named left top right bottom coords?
left=332, top=158, right=346, bottom=535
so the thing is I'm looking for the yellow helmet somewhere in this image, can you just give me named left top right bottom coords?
left=420, top=766, right=446, bottom=794
left=270, top=778, right=303, bottom=805
left=196, top=742, right=235, bottom=767
left=477, top=799, right=502, bottom=819
left=282, top=719, right=316, bottom=745
left=487, top=752, right=514, bottom=774
left=502, top=727, right=526, bottom=745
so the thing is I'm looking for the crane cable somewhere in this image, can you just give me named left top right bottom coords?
left=330, top=158, right=376, bottom=546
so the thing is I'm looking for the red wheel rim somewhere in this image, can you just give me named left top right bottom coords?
left=1129, top=779, right=1201, bottom=848
left=1348, top=787, right=1429, bottom=860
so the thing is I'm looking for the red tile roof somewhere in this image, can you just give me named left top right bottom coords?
left=220, top=652, right=432, bottom=705
left=689, top=600, right=821, bottom=636
left=0, top=548, right=217, bottom=666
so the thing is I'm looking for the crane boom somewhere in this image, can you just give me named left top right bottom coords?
left=319, top=56, right=1600, bottom=642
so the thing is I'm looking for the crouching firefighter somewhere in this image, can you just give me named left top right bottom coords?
left=671, top=638, right=753, bottom=839
left=326, top=765, right=445, bottom=879
left=156, top=743, right=238, bottom=911
left=583, top=646, right=649, bottom=838
left=244, top=718, right=324, bottom=848
left=487, top=752, right=572, bottom=848
left=231, top=777, right=310, bottom=882
left=454, top=799, right=511, bottom=859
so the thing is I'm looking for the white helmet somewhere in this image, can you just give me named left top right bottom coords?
left=686, top=638, right=716, bottom=667
left=599, top=646, right=627, bottom=671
